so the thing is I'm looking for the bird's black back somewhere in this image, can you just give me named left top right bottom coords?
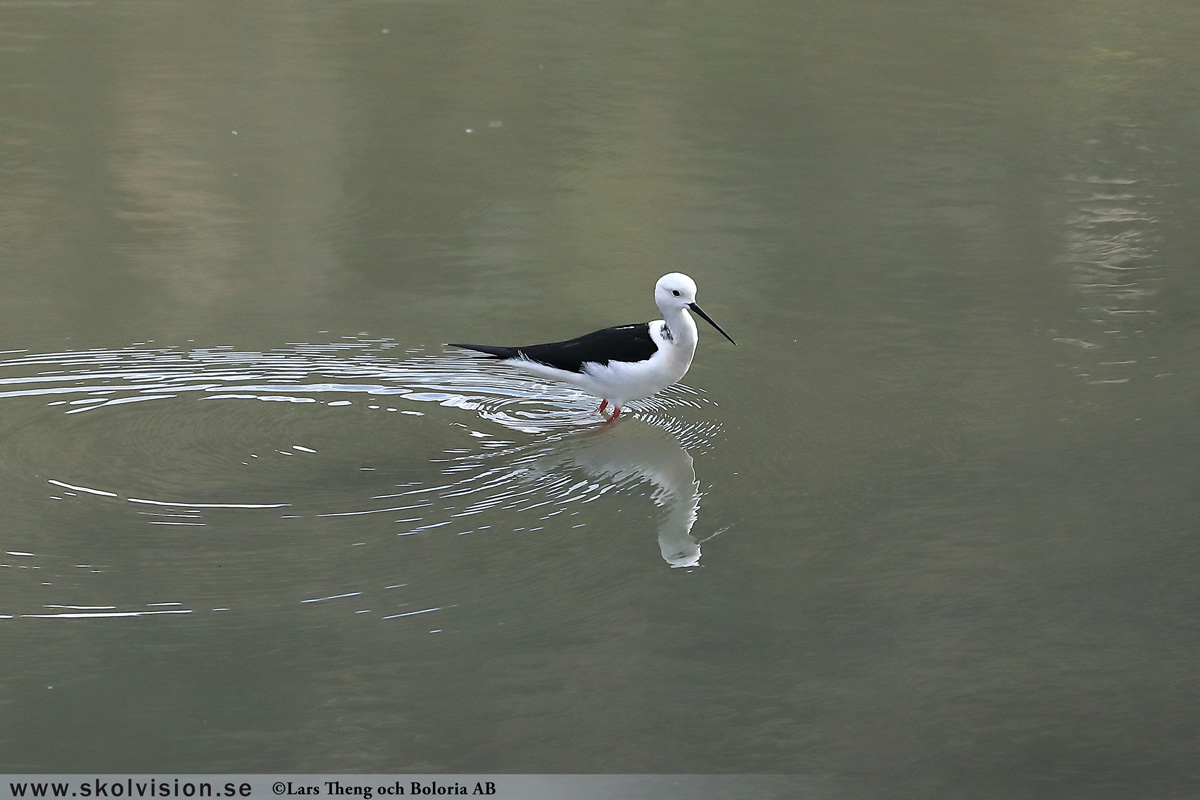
left=451, top=322, right=657, bottom=374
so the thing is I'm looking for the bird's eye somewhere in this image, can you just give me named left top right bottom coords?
left=672, top=290, right=680, bottom=296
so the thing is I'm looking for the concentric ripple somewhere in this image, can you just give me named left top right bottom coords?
left=0, top=339, right=715, bottom=429
left=0, top=338, right=730, bottom=623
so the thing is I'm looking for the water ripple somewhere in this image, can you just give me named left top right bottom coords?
left=1053, top=121, right=1168, bottom=399
left=0, top=340, right=713, bottom=430
left=0, top=337, right=730, bottom=623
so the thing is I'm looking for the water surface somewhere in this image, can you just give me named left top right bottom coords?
left=3, top=0, right=1200, bottom=795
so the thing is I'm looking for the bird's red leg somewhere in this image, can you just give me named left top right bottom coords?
left=611, top=406, right=622, bottom=420
left=598, top=399, right=608, bottom=414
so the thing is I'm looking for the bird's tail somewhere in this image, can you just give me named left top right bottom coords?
left=448, top=343, right=518, bottom=359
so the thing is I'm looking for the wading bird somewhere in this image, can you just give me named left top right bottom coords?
left=451, top=273, right=735, bottom=420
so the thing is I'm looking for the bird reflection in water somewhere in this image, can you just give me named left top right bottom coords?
left=478, top=418, right=721, bottom=568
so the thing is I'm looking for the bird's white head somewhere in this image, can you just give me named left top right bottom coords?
left=654, top=272, right=699, bottom=312
left=653, top=272, right=736, bottom=345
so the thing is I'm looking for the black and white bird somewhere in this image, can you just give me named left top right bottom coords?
left=450, top=272, right=735, bottom=420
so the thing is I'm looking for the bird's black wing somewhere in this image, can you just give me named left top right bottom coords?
left=451, top=323, right=657, bottom=374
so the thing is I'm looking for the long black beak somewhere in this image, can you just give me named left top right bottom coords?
left=689, top=302, right=736, bottom=345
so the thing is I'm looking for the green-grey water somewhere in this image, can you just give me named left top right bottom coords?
left=3, top=1, right=1200, bottom=796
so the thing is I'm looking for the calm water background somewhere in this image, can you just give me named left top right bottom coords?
left=2, top=0, right=1200, bottom=795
